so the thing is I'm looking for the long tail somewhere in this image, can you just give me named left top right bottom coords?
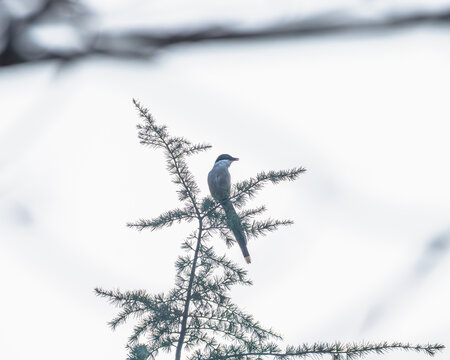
left=221, top=199, right=251, bottom=264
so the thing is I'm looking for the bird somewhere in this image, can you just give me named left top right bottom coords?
left=208, top=154, right=251, bottom=264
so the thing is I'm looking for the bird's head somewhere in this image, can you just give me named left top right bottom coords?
left=215, top=154, right=239, bottom=167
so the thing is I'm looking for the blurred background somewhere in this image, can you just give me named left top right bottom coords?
left=1, top=1, right=449, bottom=359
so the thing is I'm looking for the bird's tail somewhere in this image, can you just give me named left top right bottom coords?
left=221, top=199, right=251, bottom=264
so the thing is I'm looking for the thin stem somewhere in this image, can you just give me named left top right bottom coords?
left=139, top=103, right=202, bottom=219
left=164, top=141, right=201, bottom=218
left=145, top=119, right=206, bottom=360
left=210, top=343, right=444, bottom=360
left=175, top=219, right=203, bottom=360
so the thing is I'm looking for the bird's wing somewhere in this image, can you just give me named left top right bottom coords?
left=208, top=166, right=231, bottom=201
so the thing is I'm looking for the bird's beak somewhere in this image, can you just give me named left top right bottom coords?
left=232, top=157, right=239, bottom=162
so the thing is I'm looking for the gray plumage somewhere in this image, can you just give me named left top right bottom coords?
left=208, top=154, right=251, bottom=264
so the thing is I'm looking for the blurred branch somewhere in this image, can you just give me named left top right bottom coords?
left=1, top=1, right=450, bottom=67
left=362, top=229, right=450, bottom=331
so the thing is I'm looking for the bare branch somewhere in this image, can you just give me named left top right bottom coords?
left=2, top=4, right=450, bottom=67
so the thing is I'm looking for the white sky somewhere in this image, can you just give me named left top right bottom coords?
left=0, top=4, right=449, bottom=360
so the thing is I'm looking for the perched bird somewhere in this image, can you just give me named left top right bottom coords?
left=208, top=154, right=251, bottom=264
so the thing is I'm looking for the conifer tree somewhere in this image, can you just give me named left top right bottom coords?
left=95, top=100, right=444, bottom=360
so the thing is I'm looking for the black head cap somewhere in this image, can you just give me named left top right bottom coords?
left=215, top=154, right=239, bottom=163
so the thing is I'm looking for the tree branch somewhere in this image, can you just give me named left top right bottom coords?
left=3, top=5, right=450, bottom=67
